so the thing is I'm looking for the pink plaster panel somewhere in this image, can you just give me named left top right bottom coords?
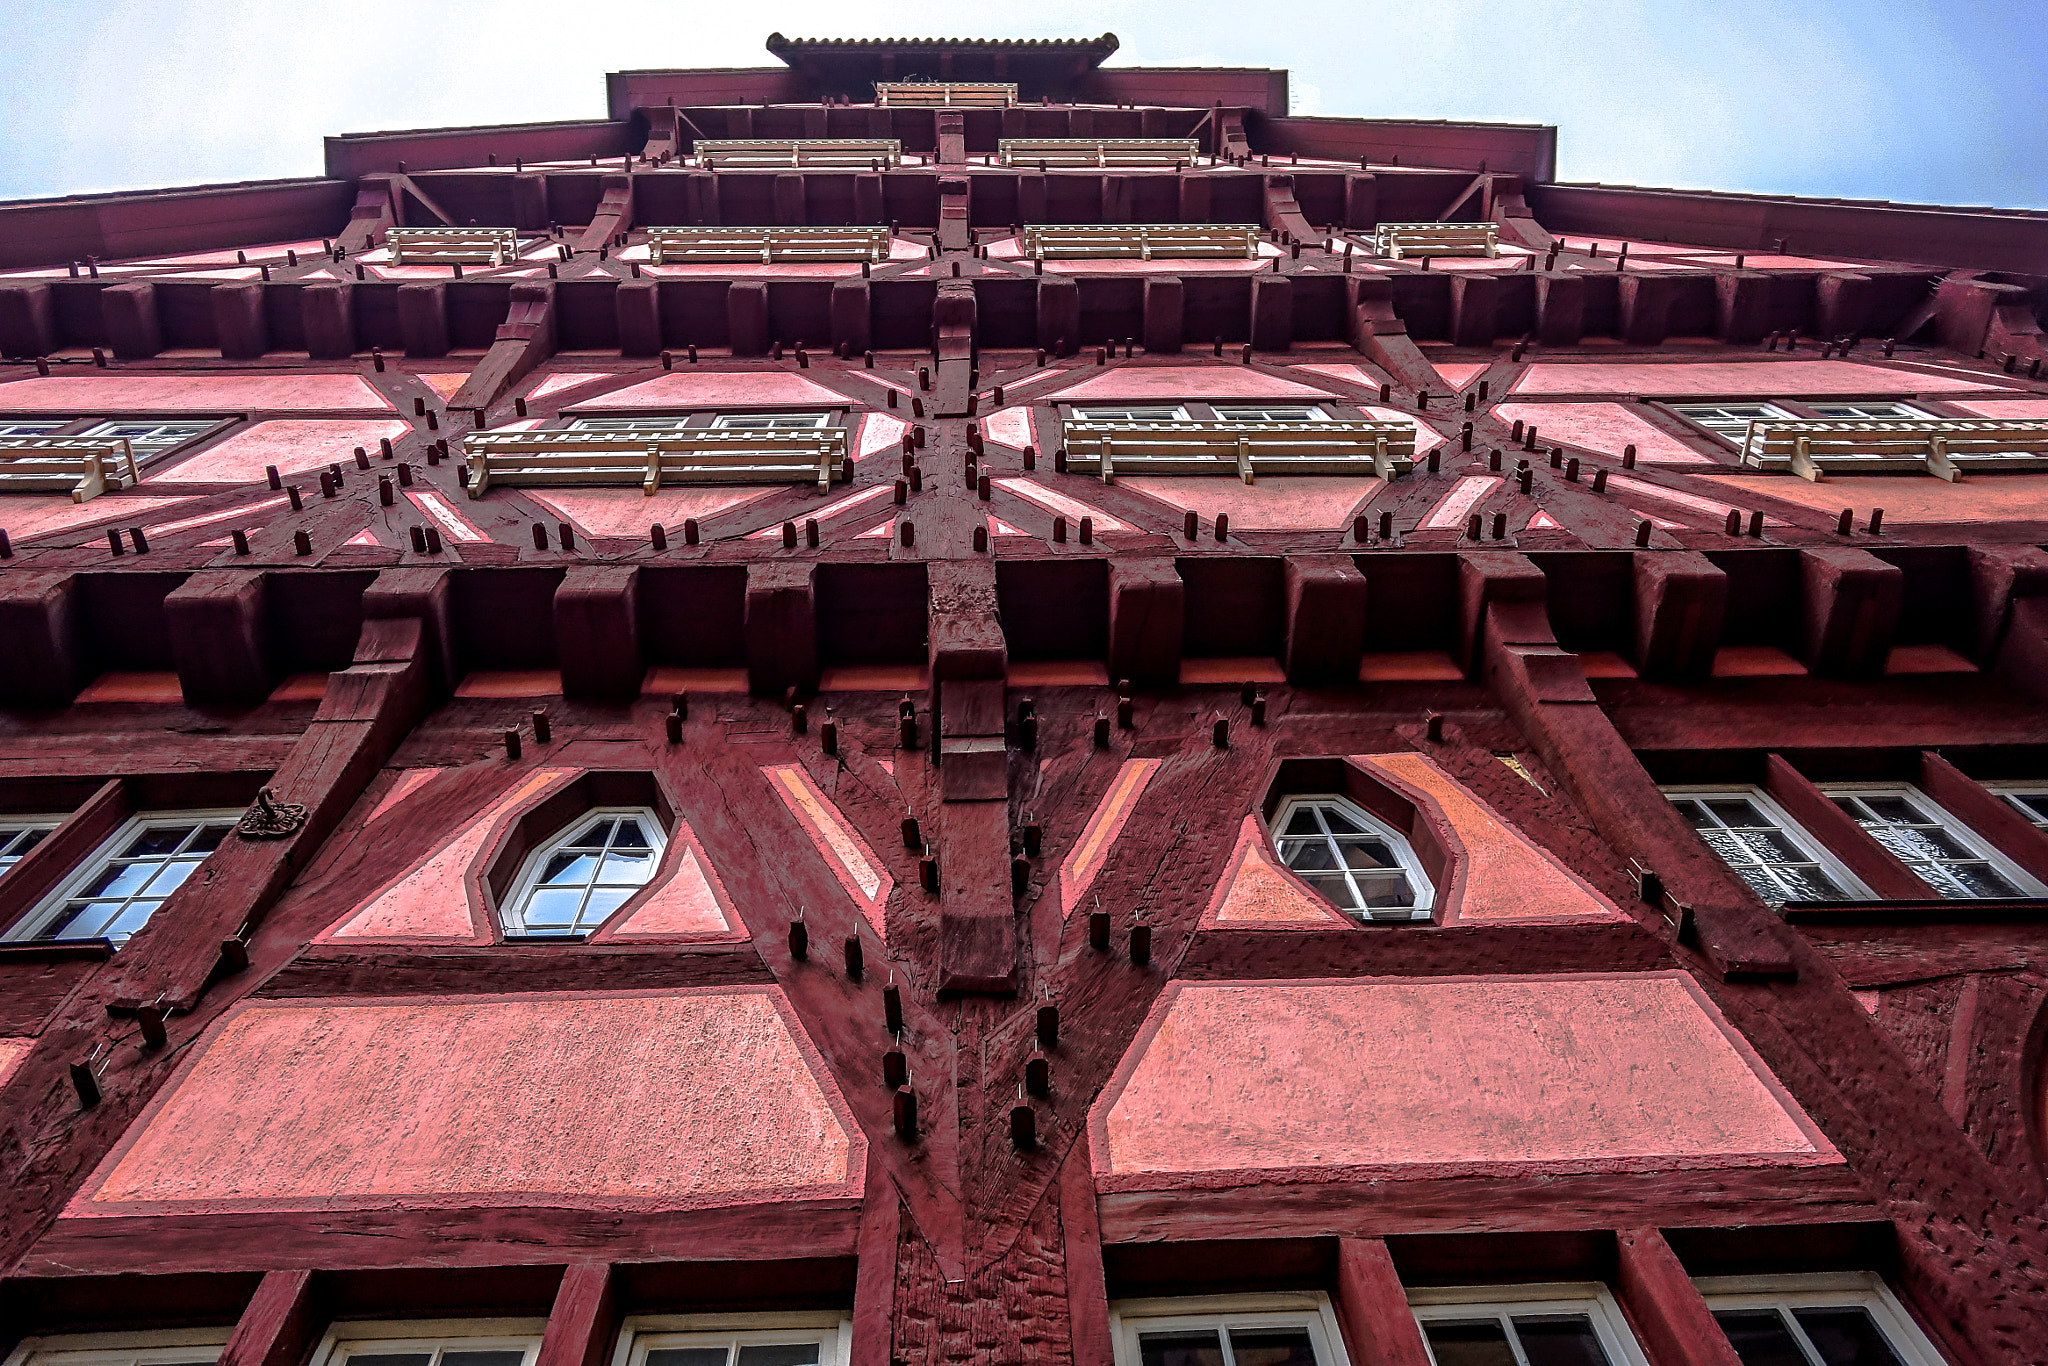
left=573, top=372, right=849, bottom=411
left=1360, top=406, right=1448, bottom=453
left=1354, top=753, right=1625, bottom=924
left=1, top=495, right=193, bottom=542
left=120, top=240, right=331, bottom=267
left=407, top=490, right=490, bottom=542
left=856, top=412, right=911, bottom=461
left=853, top=516, right=894, bottom=538
left=153, top=419, right=414, bottom=484
left=1290, top=363, right=1386, bottom=390
left=420, top=372, right=473, bottom=400
left=1604, top=472, right=1758, bottom=522
left=1492, top=402, right=1713, bottom=465
left=321, top=769, right=574, bottom=943
left=0, top=374, right=395, bottom=413
left=364, top=769, right=442, bottom=825
left=1095, top=974, right=1839, bottom=1182
left=993, top=477, right=1130, bottom=530
left=1431, top=363, right=1491, bottom=390
left=1948, top=399, right=2048, bottom=419
left=71, top=989, right=860, bottom=1213
left=981, top=405, right=1036, bottom=451
left=1122, top=475, right=1382, bottom=530
left=1198, top=816, right=1352, bottom=928
left=0, top=1038, right=31, bottom=1091
left=596, top=825, right=741, bottom=939
left=1509, top=360, right=1992, bottom=398
left=144, top=495, right=289, bottom=538
left=525, top=488, right=769, bottom=538
left=763, top=763, right=891, bottom=935
left=1699, top=473, right=2048, bottom=524
left=1417, top=475, right=1501, bottom=529
left=1060, top=758, right=1163, bottom=915
left=527, top=372, right=616, bottom=401
left=988, top=514, right=1026, bottom=537
left=1049, top=366, right=1334, bottom=402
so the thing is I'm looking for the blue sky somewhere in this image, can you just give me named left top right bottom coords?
left=2, top=0, right=2042, bottom=209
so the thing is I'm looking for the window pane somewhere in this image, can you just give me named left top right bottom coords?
left=1774, top=865, right=1847, bottom=900
left=644, top=1350, right=729, bottom=1366
left=1858, top=796, right=1926, bottom=824
left=1283, top=841, right=1337, bottom=872
left=581, top=886, right=636, bottom=920
left=1869, top=826, right=1969, bottom=862
left=1339, top=839, right=1396, bottom=869
left=1790, top=1308, right=1907, bottom=1366
left=80, top=861, right=157, bottom=899
left=1305, top=874, right=1356, bottom=906
left=1283, top=809, right=1322, bottom=837
left=441, top=1352, right=528, bottom=1366
left=1420, top=1321, right=1518, bottom=1366
left=1733, top=829, right=1807, bottom=863
left=611, top=820, right=652, bottom=849
left=139, top=859, right=201, bottom=896
left=105, top=900, right=164, bottom=941
left=1513, top=1315, right=1613, bottom=1366
left=124, top=826, right=195, bottom=857
left=1320, top=807, right=1364, bottom=835
left=345, top=1354, right=435, bottom=1366
left=1224, top=1328, right=1318, bottom=1366
left=521, top=887, right=585, bottom=927
left=539, top=852, right=600, bottom=886
left=733, top=1346, right=823, bottom=1366
left=1673, top=800, right=1716, bottom=829
left=51, top=901, right=124, bottom=938
left=1705, top=799, right=1768, bottom=827
left=1712, top=1310, right=1810, bottom=1366
left=1354, top=869, right=1415, bottom=907
left=1137, top=1330, right=1227, bottom=1366
left=597, top=849, right=658, bottom=884
left=1938, top=862, right=2022, bottom=898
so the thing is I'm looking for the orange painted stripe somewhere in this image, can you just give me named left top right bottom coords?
left=1060, top=758, right=1162, bottom=915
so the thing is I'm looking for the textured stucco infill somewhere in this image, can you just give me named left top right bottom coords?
left=69, top=990, right=862, bottom=1214
left=0, top=374, right=395, bottom=412
left=1491, top=402, right=1713, bottom=465
left=1094, top=974, right=1840, bottom=1184
left=151, top=419, right=414, bottom=484
left=1509, top=360, right=1991, bottom=398
left=1200, top=816, right=1354, bottom=927
left=1354, top=753, right=1626, bottom=925
left=571, top=371, right=849, bottom=411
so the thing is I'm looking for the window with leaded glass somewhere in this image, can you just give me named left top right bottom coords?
left=310, top=1321, right=544, bottom=1366
left=1268, top=795, right=1433, bottom=921
left=0, top=1328, right=232, bottom=1366
left=1667, top=401, right=1798, bottom=441
left=502, top=807, right=666, bottom=936
left=1988, top=784, right=2048, bottom=831
left=1210, top=405, right=1331, bottom=423
left=1821, top=785, right=2045, bottom=900
left=615, top=1314, right=850, bottom=1366
left=1663, top=788, right=1869, bottom=906
left=3, top=811, right=239, bottom=945
left=1803, top=401, right=1931, bottom=420
left=76, top=419, right=218, bottom=461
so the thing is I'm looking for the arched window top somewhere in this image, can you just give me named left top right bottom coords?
left=1269, top=794, right=1434, bottom=922
left=503, top=807, right=665, bottom=937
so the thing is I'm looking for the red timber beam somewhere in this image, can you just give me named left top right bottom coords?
left=0, top=567, right=445, bottom=1271
left=1460, top=550, right=2048, bottom=1359
left=449, top=281, right=558, bottom=416
left=929, top=560, right=1015, bottom=994
left=574, top=173, right=634, bottom=254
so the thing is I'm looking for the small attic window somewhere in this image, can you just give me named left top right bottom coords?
left=1268, top=795, right=1434, bottom=921
left=502, top=807, right=665, bottom=937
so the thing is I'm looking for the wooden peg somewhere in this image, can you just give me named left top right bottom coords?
left=1129, top=923, right=1152, bottom=966
left=844, top=934, right=864, bottom=980
left=531, top=710, right=551, bottom=744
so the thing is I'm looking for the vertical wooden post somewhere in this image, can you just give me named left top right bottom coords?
left=1614, top=1229, right=1742, bottom=1366
left=536, top=1263, right=619, bottom=1366
left=221, top=1270, right=320, bottom=1366
left=1061, top=1135, right=1114, bottom=1366
left=850, top=1165, right=901, bottom=1366
left=1332, top=1238, right=1430, bottom=1366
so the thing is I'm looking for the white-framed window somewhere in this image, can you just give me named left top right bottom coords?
left=2, top=810, right=240, bottom=945
left=610, top=1312, right=852, bottom=1366
left=77, top=420, right=218, bottom=461
left=1696, top=1273, right=1948, bottom=1366
left=1803, top=401, right=1932, bottom=421
left=0, top=420, right=69, bottom=437
left=1986, top=783, right=2048, bottom=831
left=708, top=412, right=833, bottom=431
left=568, top=416, right=693, bottom=431
left=1668, top=402, right=1798, bottom=441
left=1821, top=784, right=2046, bottom=899
left=1408, top=1284, right=1651, bottom=1366
left=308, top=1319, right=546, bottom=1366
left=1, top=1327, right=232, bottom=1366
left=1109, top=1292, right=1351, bottom=1366
left=501, top=806, right=666, bottom=937
left=1211, top=404, right=1331, bottom=423
left=1663, top=787, right=1872, bottom=906
left=1269, top=794, right=1434, bottom=921
left=1073, top=405, right=1193, bottom=423
left=0, top=816, right=60, bottom=877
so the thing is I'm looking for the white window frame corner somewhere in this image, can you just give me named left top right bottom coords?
left=1819, top=782, right=2048, bottom=899
left=1, top=1327, right=236, bottom=1366
left=1660, top=784, right=1876, bottom=905
left=305, top=1317, right=550, bottom=1366
left=1691, top=1271, right=1949, bottom=1366
left=3, top=808, right=244, bottom=946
